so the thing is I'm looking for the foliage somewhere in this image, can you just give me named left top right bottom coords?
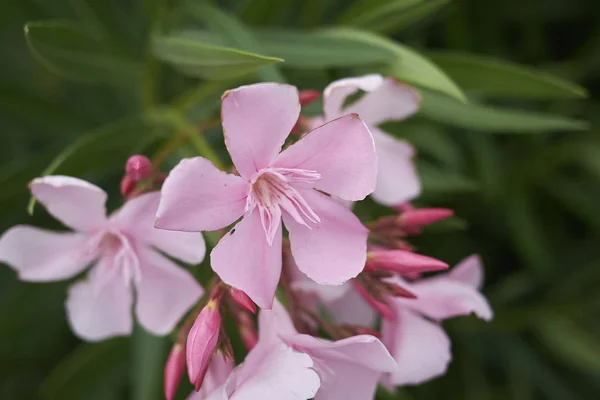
left=0, top=0, right=598, bottom=399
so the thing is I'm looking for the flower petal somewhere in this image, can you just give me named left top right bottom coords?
left=370, top=129, right=420, bottom=205
left=382, top=309, right=451, bottom=386
left=115, top=192, right=206, bottom=264
left=284, top=190, right=368, bottom=285
left=156, top=157, right=248, bottom=232
left=344, top=78, right=421, bottom=126
left=0, top=225, right=92, bottom=282
left=30, top=176, right=108, bottom=232
left=323, top=74, right=385, bottom=120
left=66, top=261, right=133, bottom=341
left=276, top=114, right=377, bottom=201
left=221, top=83, right=300, bottom=178
left=135, top=247, right=204, bottom=335
left=447, top=254, right=484, bottom=290
left=326, top=285, right=377, bottom=327
left=211, top=210, right=282, bottom=309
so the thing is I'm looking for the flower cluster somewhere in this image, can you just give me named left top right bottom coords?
left=0, top=76, right=492, bottom=400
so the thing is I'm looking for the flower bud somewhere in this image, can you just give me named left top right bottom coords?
left=351, top=280, right=394, bottom=320
left=399, top=208, right=454, bottom=229
left=125, top=154, right=153, bottom=181
left=298, top=89, right=321, bottom=106
left=230, top=287, right=257, bottom=314
left=186, top=300, right=221, bottom=390
left=120, top=175, right=135, bottom=196
left=367, top=250, right=448, bottom=274
left=164, top=343, right=185, bottom=400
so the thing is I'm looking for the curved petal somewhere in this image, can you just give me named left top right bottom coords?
left=405, top=277, right=493, bottom=321
left=275, top=115, right=377, bottom=201
left=156, top=157, right=248, bottom=232
left=284, top=190, right=368, bottom=285
left=447, top=254, right=484, bottom=289
left=135, top=248, right=204, bottom=335
left=221, top=83, right=300, bottom=178
left=345, top=78, right=421, bottom=126
left=231, top=342, right=320, bottom=400
left=382, top=309, right=451, bottom=386
left=257, top=299, right=299, bottom=348
left=322, top=74, right=385, bottom=120
left=188, top=355, right=234, bottom=400
left=326, top=285, right=377, bottom=327
left=114, top=192, right=206, bottom=264
left=0, top=225, right=93, bottom=282
left=211, top=211, right=282, bottom=309
left=370, top=129, right=421, bottom=206
left=30, top=176, right=108, bottom=232
left=66, top=261, right=133, bottom=341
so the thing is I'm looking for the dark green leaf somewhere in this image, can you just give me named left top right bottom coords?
left=152, top=34, right=282, bottom=80
left=24, top=21, right=141, bottom=83
left=427, top=50, right=587, bottom=99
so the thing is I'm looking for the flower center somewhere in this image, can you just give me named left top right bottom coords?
left=95, top=230, right=141, bottom=285
left=246, top=168, right=321, bottom=244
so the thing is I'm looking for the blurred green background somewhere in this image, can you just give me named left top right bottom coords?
left=0, top=0, right=598, bottom=399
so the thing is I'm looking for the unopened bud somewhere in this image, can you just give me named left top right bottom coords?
left=298, top=89, right=321, bottom=106
left=125, top=154, right=153, bottom=181
left=240, top=325, right=259, bottom=350
left=367, top=250, right=448, bottom=275
left=164, top=343, right=185, bottom=400
left=230, top=288, right=257, bottom=314
left=120, top=175, right=135, bottom=196
left=351, top=280, right=394, bottom=320
left=186, top=301, right=221, bottom=390
left=399, top=208, right=454, bottom=229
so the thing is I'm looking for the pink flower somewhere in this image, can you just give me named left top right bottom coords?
left=316, top=74, right=421, bottom=206
left=187, top=300, right=222, bottom=390
left=382, top=255, right=492, bottom=386
left=165, top=343, right=185, bottom=400
left=187, top=355, right=234, bottom=400
left=0, top=176, right=204, bottom=341
left=156, top=83, right=377, bottom=309
left=260, top=300, right=398, bottom=400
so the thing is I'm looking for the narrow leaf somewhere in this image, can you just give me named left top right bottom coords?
left=427, top=50, right=587, bottom=98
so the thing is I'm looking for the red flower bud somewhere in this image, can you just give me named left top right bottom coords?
left=125, top=154, right=153, bottom=181
left=164, top=343, right=185, bottom=400
left=399, top=208, right=454, bottom=229
left=186, top=301, right=221, bottom=390
left=230, top=287, right=257, bottom=314
left=298, top=89, right=321, bottom=106
left=367, top=250, right=448, bottom=275
left=120, top=175, right=135, bottom=196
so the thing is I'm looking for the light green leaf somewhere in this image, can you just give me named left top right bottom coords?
left=24, top=21, right=140, bottom=83
left=337, top=0, right=421, bottom=25
left=186, top=1, right=285, bottom=82
left=419, top=89, right=588, bottom=132
left=427, top=50, right=587, bottom=99
left=152, top=35, right=282, bottom=80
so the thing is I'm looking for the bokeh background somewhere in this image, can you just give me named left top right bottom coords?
left=0, top=0, right=599, bottom=399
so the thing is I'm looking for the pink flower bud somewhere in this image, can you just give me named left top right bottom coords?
left=120, top=175, right=136, bottom=196
left=399, top=208, right=454, bottom=229
left=164, top=343, right=185, bottom=400
left=230, top=287, right=257, bottom=314
left=186, top=301, right=221, bottom=390
left=367, top=250, right=448, bottom=274
left=240, top=326, right=259, bottom=350
left=125, top=154, right=153, bottom=181
left=351, top=280, right=394, bottom=320
left=298, top=89, right=321, bottom=106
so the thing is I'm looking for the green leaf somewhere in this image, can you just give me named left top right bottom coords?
left=24, top=21, right=141, bottom=83
left=132, top=327, right=166, bottom=400
left=27, top=117, right=170, bottom=214
left=39, top=339, right=130, bottom=400
left=419, top=89, right=588, bottom=132
left=418, top=162, right=478, bottom=194
left=427, top=50, right=587, bottom=99
left=338, top=0, right=452, bottom=34
left=152, top=34, right=283, bottom=80
left=186, top=1, right=285, bottom=82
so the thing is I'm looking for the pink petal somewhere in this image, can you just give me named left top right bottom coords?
left=382, top=309, right=451, bottom=386
left=344, top=78, right=421, bottom=126
left=370, top=129, right=421, bottom=205
left=275, top=115, right=377, bottom=201
left=326, top=285, right=377, bottom=327
left=156, top=157, right=248, bottom=232
left=30, top=176, right=108, bottom=232
left=402, top=277, right=493, bottom=321
left=257, top=299, right=299, bottom=346
left=447, top=254, right=484, bottom=290
left=0, top=225, right=93, bottom=281
left=221, top=83, right=300, bottom=179
left=231, top=342, right=320, bottom=400
left=323, top=74, right=386, bottom=120
left=188, top=355, right=234, bottom=400
left=134, top=247, right=204, bottom=335
left=211, top=210, right=282, bottom=309
left=114, top=192, right=206, bottom=264
left=65, top=261, right=133, bottom=341
left=284, top=190, right=368, bottom=285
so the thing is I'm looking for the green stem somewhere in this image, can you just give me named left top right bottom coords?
left=132, top=327, right=167, bottom=400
